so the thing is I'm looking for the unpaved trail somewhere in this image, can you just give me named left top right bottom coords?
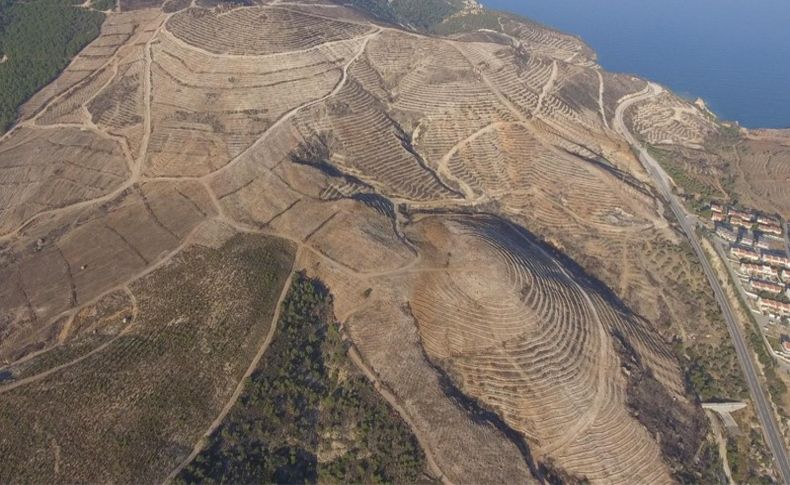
left=0, top=15, right=170, bottom=243
left=453, top=42, right=531, bottom=125
left=0, top=12, right=163, bottom=146
left=159, top=24, right=376, bottom=61
left=535, top=59, right=558, bottom=115
left=0, top=21, right=377, bottom=242
left=0, top=287, right=139, bottom=395
left=1, top=222, right=206, bottom=375
left=504, top=219, right=610, bottom=456
left=204, top=28, right=380, bottom=181
left=436, top=121, right=521, bottom=200
left=705, top=410, right=735, bottom=484
left=162, top=248, right=300, bottom=483
left=135, top=15, right=171, bottom=179
left=596, top=69, right=610, bottom=130
left=344, top=339, right=452, bottom=485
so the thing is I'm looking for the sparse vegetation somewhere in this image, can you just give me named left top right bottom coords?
left=0, top=235, right=295, bottom=483
left=684, top=342, right=748, bottom=402
left=0, top=0, right=104, bottom=132
left=1, top=1, right=785, bottom=482
left=646, top=144, right=726, bottom=207
left=91, top=0, right=116, bottom=10
left=748, top=328, right=788, bottom=405
left=701, top=230, right=788, bottom=406
left=432, top=10, right=501, bottom=35
left=727, top=433, right=775, bottom=484
left=178, top=275, right=427, bottom=484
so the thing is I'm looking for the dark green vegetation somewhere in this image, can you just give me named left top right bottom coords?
left=726, top=262, right=788, bottom=407
left=179, top=275, right=428, bottom=484
left=682, top=231, right=781, bottom=483
left=91, top=0, right=116, bottom=10
left=0, top=0, right=105, bottom=132
left=728, top=433, right=775, bottom=485
left=698, top=227, right=787, bottom=405
left=749, top=328, right=788, bottom=406
left=0, top=235, right=295, bottom=483
left=346, top=0, right=465, bottom=31
left=683, top=342, right=748, bottom=402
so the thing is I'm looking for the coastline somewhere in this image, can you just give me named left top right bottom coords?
left=481, top=0, right=790, bottom=130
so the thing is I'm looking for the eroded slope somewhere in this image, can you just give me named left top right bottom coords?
left=0, top=2, right=737, bottom=483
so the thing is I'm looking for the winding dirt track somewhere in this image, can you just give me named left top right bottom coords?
left=0, top=14, right=457, bottom=481
left=2, top=5, right=745, bottom=482
left=163, top=248, right=300, bottom=483
left=345, top=342, right=451, bottom=485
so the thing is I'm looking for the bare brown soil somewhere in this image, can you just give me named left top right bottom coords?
left=0, top=2, right=753, bottom=483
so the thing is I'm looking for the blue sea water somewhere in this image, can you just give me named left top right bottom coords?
left=481, top=0, right=790, bottom=129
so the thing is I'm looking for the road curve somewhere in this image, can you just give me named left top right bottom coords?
left=614, top=83, right=790, bottom=483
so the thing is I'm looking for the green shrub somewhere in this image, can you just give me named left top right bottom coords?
left=179, top=275, right=426, bottom=484
left=0, top=0, right=104, bottom=132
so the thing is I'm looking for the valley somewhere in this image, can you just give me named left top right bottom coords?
left=1, top=0, right=790, bottom=483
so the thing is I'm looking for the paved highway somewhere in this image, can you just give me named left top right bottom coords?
left=614, top=83, right=790, bottom=483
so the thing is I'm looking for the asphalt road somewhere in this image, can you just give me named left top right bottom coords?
left=614, top=84, right=790, bottom=483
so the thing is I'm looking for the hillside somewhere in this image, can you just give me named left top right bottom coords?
left=0, top=0, right=786, bottom=483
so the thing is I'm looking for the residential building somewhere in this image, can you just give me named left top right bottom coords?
left=711, top=212, right=727, bottom=223
left=740, top=234, right=756, bottom=247
left=762, top=251, right=790, bottom=269
left=756, top=236, right=772, bottom=250
left=731, top=246, right=761, bottom=262
left=716, top=225, right=738, bottom=243
left=740, top=263, right=779, bottom=279
left=758, top=298, right=790, bottom=318
left=751, top=279, right=784, bottom=295
left=731, top=218, right=753, bottom=229
left=758, top=223, right=783, bottom=236
left=729, top=209, right=755, bottom=222
left=758, top=215, right=781, bottom=226
left=711, top=203, right=724, bottom=213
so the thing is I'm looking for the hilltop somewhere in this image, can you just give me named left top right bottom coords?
left=1, top=0, right=789, bottom=483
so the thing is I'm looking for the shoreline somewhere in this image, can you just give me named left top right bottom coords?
left=482, top=0, right=790, bottom=130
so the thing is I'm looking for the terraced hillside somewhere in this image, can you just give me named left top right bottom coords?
left=0, top=0, right=773, bottom=483
left=620, top=83, right=790, bottom=219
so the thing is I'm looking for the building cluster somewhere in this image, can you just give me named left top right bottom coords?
left=711, top=204, right=783, bottom=250
left=732, top=246, right=790, bottom=320
left=715, top=204, right=790, bottom=321
left=758, top=298, right=790, bottom=318
left=734, top=250, right=790, bottom=320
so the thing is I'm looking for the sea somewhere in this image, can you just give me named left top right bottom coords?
left=482, top=0, right=790, bottom=129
